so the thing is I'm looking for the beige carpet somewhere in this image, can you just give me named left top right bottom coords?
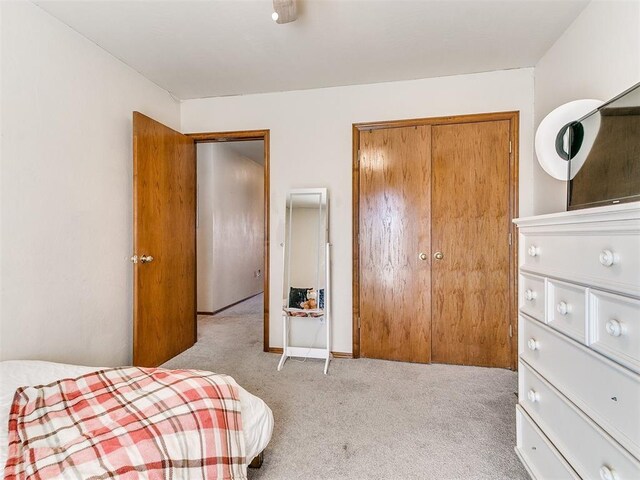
left=163, top=294, right=528, bottom=480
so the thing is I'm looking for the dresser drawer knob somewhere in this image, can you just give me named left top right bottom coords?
left=524, top=289, right=537, bottom=301
left=599, top=249, right=618, bottom=267
left=599, top=465, right=619, bottom=480
left=527, top=338, right=539, bottom=351
left=556, top=301, right=571, bottom=316
left=605, top=319, right=625, bottom=337
left=527, top=389, right=540, bottom=403
left=527, top=245, right=540, bottom=257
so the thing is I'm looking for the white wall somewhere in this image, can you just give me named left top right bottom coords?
left=196, top=148, right=215, bottom=312
left=196, top=143, right=264, bottom=313
left=534, top=0, right=640, bottom=214
left=0, top=2, right=180, bottom=366
left=181, top=68, right=535, bottom=354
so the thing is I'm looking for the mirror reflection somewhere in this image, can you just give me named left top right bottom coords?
left=283, top=189, right=328, bottom=315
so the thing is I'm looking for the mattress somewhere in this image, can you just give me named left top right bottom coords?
left=0, top=360, right=273, bottom=469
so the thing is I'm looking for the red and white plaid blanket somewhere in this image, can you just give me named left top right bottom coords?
left=4, top=367, right=247, bottom=479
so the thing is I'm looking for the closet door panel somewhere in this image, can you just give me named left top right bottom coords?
left=431, top=120, right=511, bottom=367
left=359, top=126, right=432, bottom=363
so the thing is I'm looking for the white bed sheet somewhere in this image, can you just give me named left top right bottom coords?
left=0, top=361, right=272, bottom=468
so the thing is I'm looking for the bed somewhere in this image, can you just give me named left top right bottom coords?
left=0, top=360, right=273, bottom=473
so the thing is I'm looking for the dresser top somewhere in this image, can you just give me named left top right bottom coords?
left=514, top=201, right=640, bottom=227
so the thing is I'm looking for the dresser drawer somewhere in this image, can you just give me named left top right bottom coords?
left=519, top=361, right=640, bottom=480
left=516, top=405, right=579, bottom=480
left=547, top=279, right=587, bottom=343
left=520, top=314, right=640, bottom=456
left=589, top=289, right=640, bottom=374
left=522, top=233, right=640, bottom=297
left=520, top=273, right=545, bottom=322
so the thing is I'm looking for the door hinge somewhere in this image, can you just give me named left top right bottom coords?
left=509, top=324, right=513, bottom=338
left=508, top=232, right=512, bottom=246
left=357, top=316, right=361, bottom=329
left=509, top=141, right=512, bottom=154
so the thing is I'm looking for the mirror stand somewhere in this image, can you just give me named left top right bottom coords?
left=277, top=242, right=331, bottom=374
left=277, top=188, right=331, bottom=374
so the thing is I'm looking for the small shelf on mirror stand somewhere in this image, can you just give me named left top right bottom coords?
left=278, top=242, right=331, bottom=374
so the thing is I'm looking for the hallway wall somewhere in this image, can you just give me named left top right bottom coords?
left=196, top=143, right=264, bottom=313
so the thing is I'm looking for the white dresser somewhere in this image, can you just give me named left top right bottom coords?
left=513, top=203, right=640, bottom=480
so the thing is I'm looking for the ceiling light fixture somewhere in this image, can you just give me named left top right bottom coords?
left=272, top=0, right=297, bottom=24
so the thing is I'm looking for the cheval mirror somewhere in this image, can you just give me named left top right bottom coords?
left=277, top=188, right=331, bottom=374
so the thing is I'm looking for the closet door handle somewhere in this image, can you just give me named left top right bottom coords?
left=140, top=255, right=154, bottom=264
left=418, top=252, right=428, bottom=261
left=434, top=251, right=444, bottom=260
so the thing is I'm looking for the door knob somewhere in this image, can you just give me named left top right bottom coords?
left=434, top=251, right=444, bottom=260
left=131, top=254, right=154, bottom=264
left=419, top=252, right=428, bottom=261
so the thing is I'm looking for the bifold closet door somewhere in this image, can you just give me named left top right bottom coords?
left=359, top=126, right=432, bottom=363
left=431, top=120, right=511, bottom=368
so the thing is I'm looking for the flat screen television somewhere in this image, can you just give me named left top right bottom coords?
left=567, top=82, right=640, bottom=210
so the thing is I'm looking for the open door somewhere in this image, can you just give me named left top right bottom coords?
left=132, top=112, right=196, bottom=367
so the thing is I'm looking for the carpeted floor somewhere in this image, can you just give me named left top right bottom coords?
left=163, top=294, right=528, bottom=480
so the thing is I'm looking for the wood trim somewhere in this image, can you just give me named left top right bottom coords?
left=263, top=133, right=271, bottom=353
left=352, top=111, right=519, bottom=368
left=186, top=129, right=271, bottom=353
left=187, top=130, right=269, bottom=143
left=510, top=113, right=520, bottom=370
left=353, top=111, right=519, bottom=131
left=268, top=347, right=353, bottom=359
left=351, top=125, right=361, bottom=358
left=331, top=351, right=353, bottom=359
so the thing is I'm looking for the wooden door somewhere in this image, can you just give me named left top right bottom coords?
left=133, top=112, right=196, bottom=367
left=359, top=126, right=432, bottom=363
left=431, top=120, right=512, bottom=368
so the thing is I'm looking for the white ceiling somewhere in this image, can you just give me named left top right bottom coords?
left=35, top=0, right=588, bottom=100
left=225, top=140, right=264, bottom=165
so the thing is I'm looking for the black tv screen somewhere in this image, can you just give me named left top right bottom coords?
left=568, top=82, right=640, bottom=210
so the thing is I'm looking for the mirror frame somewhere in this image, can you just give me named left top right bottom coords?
left=283, top=188, right=329, bottom=310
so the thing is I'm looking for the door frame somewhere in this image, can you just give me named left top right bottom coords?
left=186, top=129, right=271, bottom=352
left=352, top=111, right=519, bottom=368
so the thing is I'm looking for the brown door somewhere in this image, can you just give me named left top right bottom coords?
left=431, top=120, right=512, bottom=368
left=133, top=112, right=196, bottom=367
left=359, top=126, right=432, bottom=363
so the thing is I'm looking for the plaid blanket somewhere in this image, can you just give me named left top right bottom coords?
left=4, top=367, right=246, bottom=479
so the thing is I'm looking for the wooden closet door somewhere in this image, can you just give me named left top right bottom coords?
left=359, top=126, right=432, bottom=363
left=431, top=120, right=512, bottom=368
